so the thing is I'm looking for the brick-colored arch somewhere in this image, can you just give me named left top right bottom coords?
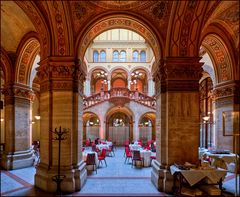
left=201, top=34, right=233, bottom=83
left=76, top=15, right=162, bottom=74
left=0, top=47, right=14, bottom=83
left=15, top=34, right=40, bottom=85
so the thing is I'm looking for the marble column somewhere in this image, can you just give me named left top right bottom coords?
left=1, top=83, right=35, bottom=170
left=34, top=57, right=87, bottom=193
left=151, top=57, right=203, bottom=193
left=148, top=77, right=154, bottom=96
left=84, top=77, right=91, bottom=96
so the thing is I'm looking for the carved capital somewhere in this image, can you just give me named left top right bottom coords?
left=37, top=57, right=86, bottom=94
left=212, top=81, right=240, bottom=104
left=154, top=57, right=203, bottom=93
left=2, top=84, right=35, bottom=105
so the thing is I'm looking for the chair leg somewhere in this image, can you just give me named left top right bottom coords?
left=104, top=159, right=107, bottom=167
left=124, top=157, right=127, bottom=164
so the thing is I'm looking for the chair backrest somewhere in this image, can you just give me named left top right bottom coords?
left=86, top=153, right=95, bottom=165
left=125, top=147, right=131, bottom=154
left=100, top=148, right=107, bottom=158
left=92, top=144, right=97, bottom=152
left=132, top=150, right=141, bottom=160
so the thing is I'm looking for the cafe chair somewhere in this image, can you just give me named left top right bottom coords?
left=98, top=148, right=107, bottom=168
left=124, top=147, right=132, bottom=164
left=132, top=150, right=144, bottom=168
left=86, top=153, right=97, bottom=174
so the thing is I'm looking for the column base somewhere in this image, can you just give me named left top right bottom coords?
left=1, top=149, right=34, bottom=170
left=151, top=160, right=174, bottom=194
left=35, top=160, right=87, bottom=193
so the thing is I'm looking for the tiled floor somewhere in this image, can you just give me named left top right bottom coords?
left=1, top=147, right=239, bottom=196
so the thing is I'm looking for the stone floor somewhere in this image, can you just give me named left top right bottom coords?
left=1, top=147, right=239, bottom=196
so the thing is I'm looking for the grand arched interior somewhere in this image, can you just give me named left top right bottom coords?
left=0, top=1, right=239, bottom=196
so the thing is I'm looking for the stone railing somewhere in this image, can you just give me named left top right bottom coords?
left=83, top=88, right=156, bottom=110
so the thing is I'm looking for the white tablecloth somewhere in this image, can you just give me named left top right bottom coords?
left=129, top=144, right=142, bottom=151
left=96, top=144, right=109, bottom=150
left=170, top=165, right=227, bottom=186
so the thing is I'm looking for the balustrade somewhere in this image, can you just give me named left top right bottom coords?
left=83, top=88, right=156, bottom=109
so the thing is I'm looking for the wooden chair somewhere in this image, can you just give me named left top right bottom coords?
left=86, top=153, right=97, bottom=174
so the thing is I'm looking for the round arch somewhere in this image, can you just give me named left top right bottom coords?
left=130, top=67, right=151, bottom=79
left=201, top=34, right=233, bottom=84
left=105, top=106, right=134, bottom=144
left=15, top=32, right=40, bottom=86
left=76, top=15, right=163, bottom=74
left=88, top=66, right=110, bottom=79
left=0, top=47, right=14, bottom=83
left=138, top=112, right=156, bottom=141
left=83, top=112, right=101, bottom=143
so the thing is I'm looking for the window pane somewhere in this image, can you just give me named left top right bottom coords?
left=100, top=50, right=106, bottom=62
left=113, top=51, right=119, bottom=62
left=93, top=51, right=98, bottom=62
left=140, top=51, right=146, bottom=62
left=119, top=51, right=126, bottom=62
left=132, top=51, right=139, bottom=62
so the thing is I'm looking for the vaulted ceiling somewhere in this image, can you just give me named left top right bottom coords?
left=1, top=1, right=239, bottom=63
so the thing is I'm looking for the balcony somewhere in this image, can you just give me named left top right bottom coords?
left=83, top=88, right=156, bottom=110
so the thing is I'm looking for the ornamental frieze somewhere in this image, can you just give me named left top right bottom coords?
left=212, top=86, right=235, bottom=100
left=16, top=2, right=49, bottom=58
left=202, top=35, right=232, bottom=82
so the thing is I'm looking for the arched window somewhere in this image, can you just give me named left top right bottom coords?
left=119, top=50, right=126, bottom=62
left=113, top=50, right=119, bottom=62
left=132, top=50, right=139, bottom=62
left=93, top=51, right=99, bottom=62
left=140, top=51, right=146, bottom=62
left=100, top=50, right=106, bottom=62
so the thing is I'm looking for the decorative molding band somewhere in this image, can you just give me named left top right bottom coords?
left=212, top=81, right=240, bottom=103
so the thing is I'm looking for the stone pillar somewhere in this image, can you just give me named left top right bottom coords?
left=84, top=77, right=91, bottom=96
left=212, top=80, right=240, bottom=153
left=148, top=77, right=154, bottom=96
left=34, top=57, right=87, bottom=193
left=151, top=57, right=203, bottom=193
left=107, top=76, right=111, bottom=91
left=1, top=83, right=35, bottom=170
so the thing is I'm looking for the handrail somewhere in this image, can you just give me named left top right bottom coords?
left=83, top=88, right=156, bottom=110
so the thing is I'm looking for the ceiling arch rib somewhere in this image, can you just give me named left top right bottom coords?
left=202, top=34, right=233, bottom=84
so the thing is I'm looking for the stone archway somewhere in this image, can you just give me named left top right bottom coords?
left=76, top=15, right=163, bottom=74
left=105, top=106, right=134, bottom=144
left=201, top=34, right=233, bottom=84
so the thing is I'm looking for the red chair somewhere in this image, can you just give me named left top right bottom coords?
left=150, top=155, right=156, bottom=166
left=98, top=148, right=107, bottom=168
left=124, top=147, right=132, bottom=164
left=106, top=145, right=115, bottom=157
left=144, top=146, right=150, bottom=150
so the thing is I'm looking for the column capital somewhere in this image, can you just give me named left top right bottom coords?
left=36, top=56, right=85, bottom=94
left=154, top=57, right=203, bottom=94
left=212, top=80, right=240, bottom=105
left=2, top=83, right=35, bottom=104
